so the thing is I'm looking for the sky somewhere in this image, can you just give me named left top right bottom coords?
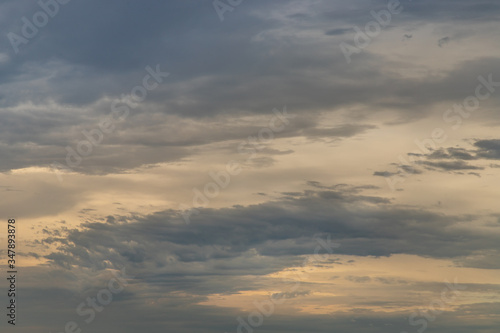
left=0, top=0, right=500, bottom=332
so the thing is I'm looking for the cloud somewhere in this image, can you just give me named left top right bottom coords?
left=3, top=1, right=500, bottom=332
left=1, top=0, right=500, bottom=178
left=420, top=160, right=484, bottom=171
left=40, top=184, right=500, bottom=283
left=376, top=139, right=500, bottom=179
left=325, top=27, right=352, bottom=36
left=474, top=139, right=500, bottom=159
left=346, top=276, right=372, bottom=283
left=427, top=148, right=476, bottom=160
left=438, top=36, right=451, bottom=47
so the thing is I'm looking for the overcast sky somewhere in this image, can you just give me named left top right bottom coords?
left=1, top=0, right=500, bottom=332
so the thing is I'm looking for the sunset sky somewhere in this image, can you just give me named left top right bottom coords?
left=1, top=0, right=500, bottom=332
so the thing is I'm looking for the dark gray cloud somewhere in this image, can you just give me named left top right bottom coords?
left=1, top=0, right=499, bottom=114
left=377, top=139, right=500, bottom=178
left=438, top=36, right=451, bottom=47
left=374, top=164, right=422, bottom=178
left=13, top=264, right=500, bottom=333
left=3, top=1, right=500, bottom=332
left=28, top=183, right=500, bottom=331
left=325, top=27, right=352, bottom=36
left=420, top=160, right=484, bottom=171
left=0, top=104, right=376, bottom=174
left=427, top=148, right=476, bottom=160
left=41, top=185, right=500, bottom=283
left=475, top=139, right=500, bottom=159
left=1, top=0, right=500, bottom=177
